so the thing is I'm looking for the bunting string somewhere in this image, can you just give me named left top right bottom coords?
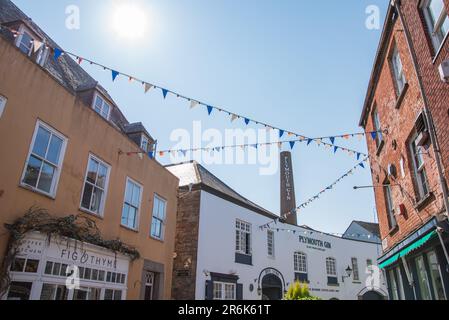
left=261, top=226, right=375, bottom=240
left=259, top=157, right=369, bottom=229
left=0, top=24, right=380, bottom=161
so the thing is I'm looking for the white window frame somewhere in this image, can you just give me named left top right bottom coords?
left=294, top=252, right=307, bottom=274
left=213, top=282, right=236, bottom=301
left=410, top=134, right=430, bottom=201
left=91, top=93, right=111, bottom=121
left=0, top=95, right=7, bottom=118
left=120, top=177, right=142, bottom=231
left=351, top=258, right=360, bottom=281
left=326, top=257, right=337, bottom=276
left=372, top=107, right=383, bottom=149
left=150, top=194, right=167, bottom=241
left=20, top=120, right=68, bottom=198
left=15, top=24, right=34, bottom=57
left=79, top=154, right=111, bottom=217
left=140, top=135, right=150, bottom=152
left=390, top=44, right=407, bottom=96
left=235, top=220, right=252, bottom=256
left=421, top=0, right=449, bottom=51
left=267, top=230, right=275, bottom=258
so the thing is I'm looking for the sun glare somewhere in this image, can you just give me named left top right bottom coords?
left=111, top=3, right=148, bottom=39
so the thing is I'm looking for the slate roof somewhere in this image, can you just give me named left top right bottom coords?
left=352, top=221, right=381, bottom=238
left=166, top=161, right=278, bottom=219
left=0, top=0, right=144, bottom=134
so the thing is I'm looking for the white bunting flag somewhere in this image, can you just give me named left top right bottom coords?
left=144, top=83, right=153, bottom=93
left=190, top=100, right=199, bottom=109
left=33, top=40, right=43, bottom=53
left=231, top=114, right=238, bottom=122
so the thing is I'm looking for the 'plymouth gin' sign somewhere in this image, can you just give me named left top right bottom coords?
left=280, top=152, right=297, bottom=225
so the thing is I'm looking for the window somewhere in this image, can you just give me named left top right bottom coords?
left=384, top=182, right=397, bottom=230
left=213, top=282, right=236, bottom=300
left=73, top=287, right=101, bottom=300
left=390, top=44, right=407, bottom=95
left=326, top=257, right=337, bottom=276
left=294, top=252, right=307, bottom=274
left=422, top=0, right=449, bottom=51
left=104, top=289, right=123, bottom=300
left=416, top=256, right=432, bottom=300
left=410, top=134, right=430, bottom=201
left=10, top=258, right=39, bottom=273
left=40, top=284, right=69, bottom=300
left=267, top=230, right=275, bottom=257
left=389, top=268, right=402, bottom=300
left=141, top=135, right=150, bottom=152
left=235, top=220, right=251, bottom=255
left=80, top=155, right=110, bottom=216
left=372, top=107, right=383, bottom=150
left=92, top=94, right=111, bottom=120
left=367, top=259, right=373, bottom=272
left=427, top=251, right=447, bottom=300
left=7, top=282, right=32, bottom=300
left=151, top=195, right=167, bottom=240
left=351, top=258, right=360, bottom=281
left=16, top=27, right=34, bottom=56
left=121, top=178, right=142, bottom=230
left=0, top=95, right=7, bottom=118
left=21, top=121, right=67, bottom=197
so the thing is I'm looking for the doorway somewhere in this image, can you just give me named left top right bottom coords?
left=261, top=274, right=283, bottom=300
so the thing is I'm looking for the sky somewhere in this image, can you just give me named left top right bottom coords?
left=13, top=0, right=389, bottom=234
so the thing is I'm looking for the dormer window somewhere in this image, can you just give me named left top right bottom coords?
left=92, top=93, right=111, bottom=120
left=140, top=135, right=150, bottom=152
left=16, top=26, right=34, bottom=56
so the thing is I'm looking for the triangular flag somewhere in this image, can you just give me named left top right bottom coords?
left=190, top=100, right=199, bottom=109
left=162, top=89, right=169, bottom=99
left=77, top=57, right=83, bottom=65
left=207, top=106, right=213, bottom=115
left=279, top=130, right=285, bottom=138
left=33, top=40, right=43, bottom=53
left=371, top=131, right=377, bottom=140
left=148, top=151, right=154, bottom=159
left=359, top=162, right=365, bottom=169
left=357, top=153, right=361, bottom=160
left=244, top=118, right=250, bottom=125
left=307, top=139, right=313, bottom=145
left=330, top=137, right=335, bottom=144
left=277, top=142, right=283, bottom=148
left=334, top=146, right=339, bottom=153
left=231, top=114, right=238, bottom=122
left=144, top=83, right=153, bottom=93
left=111, top=70, right=119, bottom=82
left=289, top=141, right=296, bottom=150
left=53, top=48, right=63, bottom=61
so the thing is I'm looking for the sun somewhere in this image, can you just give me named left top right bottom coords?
left=111, top=3, right=148, bottom=39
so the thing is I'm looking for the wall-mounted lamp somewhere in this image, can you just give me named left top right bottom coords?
left=341, top=266, right=353, bottom=282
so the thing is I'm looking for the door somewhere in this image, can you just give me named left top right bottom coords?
left=261, top=274, right=283, bottom=300
left=144, top=272, right=155, bottom=300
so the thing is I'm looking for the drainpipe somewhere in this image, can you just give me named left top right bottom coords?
left=392, top=0, right=449, bottom=266
left=392, top=1, right=449, bottom=218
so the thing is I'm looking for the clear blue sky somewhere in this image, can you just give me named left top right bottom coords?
left=13, top=0, right=389, bottom=234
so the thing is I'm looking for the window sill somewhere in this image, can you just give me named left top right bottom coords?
left=150, top=235, right=165, bottom=243
left=19, top=184, right=56, bottom=200
left=79, top=207, right=104, bottom=220
left=395, top=83, right=409, bottom=109
left=120, top=224, right=139, bottom=233
left=376, top=140, right=385, bottom=156
left=432, top=32, right=449, bottom=64
left=352, top=281, right=362, bottom=284
left=414, top=192, right=435, bottom=211
left=327, top=283, right=340, bottom=287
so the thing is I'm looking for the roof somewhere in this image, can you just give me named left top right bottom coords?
left=359, top=3, right=397, bottom=127
left=166, top=161, right=278, bottom=220
left=0, top=0, right=147, bottom=136
left=344, top=220, right=381, bottom=238
left=123, top=122, right=154, bottom=141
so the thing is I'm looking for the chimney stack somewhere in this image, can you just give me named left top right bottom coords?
left=280, top=151, right=297, bottom=226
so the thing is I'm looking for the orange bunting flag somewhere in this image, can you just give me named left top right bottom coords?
left=159, top=151, right=165, bottom=157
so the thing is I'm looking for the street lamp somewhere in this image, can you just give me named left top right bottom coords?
left=341, top=266, right=353, bottom=282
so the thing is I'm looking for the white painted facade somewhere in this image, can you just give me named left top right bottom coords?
left=2, top=232, right=130, bottom=300
left=195, top=190, right=388, bottom=300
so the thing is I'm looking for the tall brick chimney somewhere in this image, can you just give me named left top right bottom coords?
left=280, top=151, right=297, bottom=225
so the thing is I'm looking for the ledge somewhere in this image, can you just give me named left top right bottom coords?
left=395, top=83, right=409, bottom=109
left=414, top=192, right=435, bottom=212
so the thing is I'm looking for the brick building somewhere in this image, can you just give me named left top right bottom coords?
left=359, top=0, right=449, bottom=300
left=0, top=0, right=178, bottom=300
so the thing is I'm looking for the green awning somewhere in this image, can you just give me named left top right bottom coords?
left=379, top=230, right=437, bottom=269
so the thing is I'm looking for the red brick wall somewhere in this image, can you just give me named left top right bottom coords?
left=400, top=0, right=449, bottom=180
left=362, top=6, right=447, bottom=253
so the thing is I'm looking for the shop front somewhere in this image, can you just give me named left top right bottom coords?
left=1, top=232, right=130, bottom=300
left=379, top=218, right=449, bottom=300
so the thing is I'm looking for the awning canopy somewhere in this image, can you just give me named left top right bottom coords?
left=379, top=230, right=437, bottom=269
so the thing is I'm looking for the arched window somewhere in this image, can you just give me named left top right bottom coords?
left=294, top=252, right=307, bottom=273
left=326, top=257, right=337, bottom=276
